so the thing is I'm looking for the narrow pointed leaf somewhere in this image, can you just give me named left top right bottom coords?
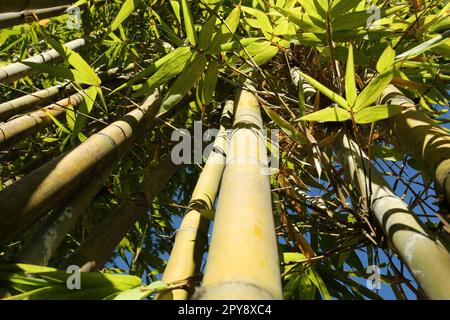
left=300, top=72, right=349, bottom=110
left=181, top=0, right=197, bottom=45
left=300, top=106, right=350, bottom=122
left=354, top=104, right=404, bottom=123
left=345, top=44, right=357, bottom=107
left=353, top=69, right=393, bottom=112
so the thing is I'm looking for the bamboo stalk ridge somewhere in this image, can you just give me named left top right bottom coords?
left=0, top=82, right=71, bottom=122
left=0, top=37, right=86, bottom=83
left=159, top=100, right=234, bottom=300
left=0, top=91, right=162, bottom=245
left=0, top=89, right=84, bottom=150
left=334, top=133, right=450, bottom=299
left=194, top=86, right=283, bottom=300
left=62, top=156, right=178, bottom=272
left=381, top=85, right=450, bottom=208
left=15, top=92, right=164, bottom=266
left=0, top=1, right=76, bottom=13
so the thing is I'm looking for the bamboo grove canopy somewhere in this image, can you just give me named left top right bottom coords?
left=0, top=0, right=449, bottom=300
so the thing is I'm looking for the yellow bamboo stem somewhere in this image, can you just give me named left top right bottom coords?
left=159, top=100, right=234, bottom=300
left=194, top=86, right=283, bottom=300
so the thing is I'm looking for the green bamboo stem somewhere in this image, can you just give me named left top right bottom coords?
left=0, top=82, right=71, bottom=122
left=334, top=133, right=450, bottom=299
left=0, top=92, right=162, bottom=245
left=381, top=85, right=450, bottom=208
left=62, top=156, right=177, bottom=272
left=159, top=100, right=234, bottom=300
left=194, top=86, right=283, bottom=300
left=0, top=37, right=86, bottom=84
left=0, top=89, right=83, bottom=150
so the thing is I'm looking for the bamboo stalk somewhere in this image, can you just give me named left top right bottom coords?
left=194, top=86, right=283, bottom=300
left=159, top=100, right=234, bottom=300
left=0, top=91, right=162, bottom=245
left=15, top=94, right=165, bottom=266
left=0, top=37, right=86, bottom=84
left=334, top=133, right=450, bottom=299
left=62, top=156, right=178, bottom=272
left=0, top=1, right=76, bottom=13
left=0, top=1, right=106, bottom=29
left=381, top=85, right=450, bottom=208
left=0, top=89, right=83, bottom=150
left=0, top=82, right=71, bottom=122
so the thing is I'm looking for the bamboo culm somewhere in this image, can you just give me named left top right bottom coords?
left=194, top=86, right=283, bottom=300
left=334, top=133, right=450, bottom=299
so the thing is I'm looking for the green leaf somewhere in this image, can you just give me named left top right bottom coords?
left=38, top=33, right=101, bottom=86
left=201, top=60, right=220, bottom=105
left=345, top=44, right=357, bottom=107
left=300, top=72, right=349, bottom=109
left=354, top=104, right=404, bottom=123
left=241, top=6, right=273, bottom=38
left=72, top=86, right=98, bottom=142
left=307, top=267, right=331, bottom=300
left=376, top=45, right=395, bottom=73
left=353, top=69, right=394, bottom=112
left=274, top=7, right=325, bottom=32
left=181, top=0, right=197, bottom=46
left=300, top=106, right=350, bottom=122
left=198, top=14, right=217, bottom=50
left=169, top=0, right=182, bottom=24
left=209, top=6, right=241, bottom=54
left=396, top=31, right=450, bottom=61
left=22, top=62, right=99, bottom=85
left=113, top=281, right=167, bottom=300
left=112, top=46, right=192, bottom=94
left=134, top=47, right=193, bottom=98
left=158, top=53, right=207, bottom=115
left=262, top=105, right=307, bottom=145
left=111, top=0, right=143, bottom=31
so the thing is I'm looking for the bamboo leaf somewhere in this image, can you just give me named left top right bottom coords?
left=353, top=69, right=394, bottom=112
left=134, top=48, right=193, bottom=98
left=274, top=7, right=325, bottom=32
left=300, top=106, right=350, bottom=122
left=22, top=62, right=98, bottom=85
left=111, top=0, right=143, bottom=31
left=201, top=60, right=220, bottom=105
left=198, top=14, right=217, bottom=50
left=354, top=104, right=404, bottom=123
left=181, top=0, right=197, bottom=46
left=72, top=86, right=98, bottom=142
left=345, top=44, right=357, bottom=107
left=113, top=281, right=167, bottom=300
left=376, top=45, right=395, bottom=73
left=158, top=53, right=207, bottom=115
left=300, top=72, right=349, bottom=109
left=262, top=105, right=307, bottom=145
left=209, top=6, right=241, bottom=54
left=396, top=31, right=450, bottom=61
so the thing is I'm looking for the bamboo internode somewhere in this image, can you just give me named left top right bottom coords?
left=159, top=100, right=234, bottom=300
left=382, top=85, right=450, bottom=209
left=0, top=37, right=86, bottom=83
left=194, top=87, right=283, bottom=300
left=334, top=133, right=450, bottom=300
left=62, top=156, right=177, bottom=272
left=0, top=82, right=70, bottom=122
left=0, top=90, right=84, bottom=150
left=0, top=91, right=163, bottom=245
